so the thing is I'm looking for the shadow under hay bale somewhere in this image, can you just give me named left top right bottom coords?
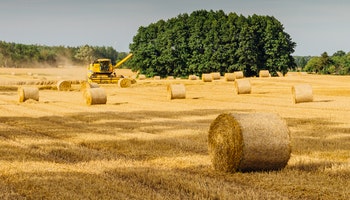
left=56, top=80, right=71, bottom=91
left=224, top=73, right=235, bottom=81
left=234, top=79, right=251, bottom=94
left=259, top=70, right=270, bottom=78
left=118, top=78, right=132, bottom=88
left=167, top=84, right=186, bottom=100
left=292, top=84, right=313, bottom=104
left=202, top=73, right=212, bottom=82
left=84, top=88, right=107, bottom=105
left=18, top=87, right=39, bottom=102
left=208, top=113, right=291, bottom=173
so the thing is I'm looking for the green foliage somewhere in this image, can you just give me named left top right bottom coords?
left=129, top=10, right=296, bottom=77
left=303, top=51, right=350, bottom=75
left=0, top=41, right=123, bottom=68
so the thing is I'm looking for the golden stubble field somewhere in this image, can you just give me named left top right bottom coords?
left=0, top=67, right=349, bottom=199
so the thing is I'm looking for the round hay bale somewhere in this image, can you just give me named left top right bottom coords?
left=56, top=80, right=71, bottom=91
left=202, top=73, right=212, bottom=82
left=234, top=71, right=244, bottom=79
left=292, top=84, right=313, bottom=104
left=80, top=81, right=99, bottom=92
left=18, top=87, right=39, bottom=102
left=153, top=76, right=161, bottom=80
left=211, top=72, right=221, bottom=80
left=118, top=78, right=132, bottom=88
left=208, top=113, right=291, bottom=173
left=234, top=79, right=251, bottom=94
left=167, top=84, right=186, bottom=100
left=224, top=73, right=235, bottom=81
left=188, top=75, right=198, bottom=80
left=84, top=88, right=107, bottom=105
left=259, top=70, right=270, bottom=78
left=138, top=74, right=146, bottom=80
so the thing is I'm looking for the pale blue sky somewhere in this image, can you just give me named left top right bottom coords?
left=0, top=0, right=349, bottom=56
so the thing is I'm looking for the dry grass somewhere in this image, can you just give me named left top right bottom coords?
left=0, top=67, right=349, bottom=199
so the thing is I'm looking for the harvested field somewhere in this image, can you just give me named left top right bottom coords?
left=0, top=67, right=349, bottom=199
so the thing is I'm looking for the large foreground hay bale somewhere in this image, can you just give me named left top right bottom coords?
left=18, top=87, right=39, bottom=102
left=224, top=73, right=235, bottom=81
left=202, top=73, right=213, bottom=82
left=234, top=79, right=251, bottom=94
left=167, top=84, right=186, bottom=100
left=211, top=72, right=221, bottom=80
left=56, top=80, right=71, bottom=91
left=292, top=84, right=313, bottom=104
left=259, top=70, right=270, bottom=78
left=234, top=71, right=244, bottom=79
left=118, top=78, right=132, bottom=88
left=84, top=88, right=107, bottom=105
left=208, top=113, right=291, bottom=173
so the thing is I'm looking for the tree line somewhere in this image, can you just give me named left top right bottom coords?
left=295, top=51, right=350, bottom=75
left=0, top=41, right=128, bottom=68
left=129, top=10, right=296, bottom=77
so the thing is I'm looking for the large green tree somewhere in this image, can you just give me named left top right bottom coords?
left=129, top=10, right=296, bottom=77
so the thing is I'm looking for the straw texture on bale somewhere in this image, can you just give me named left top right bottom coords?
left=234, top=79, right=251, bottom=94
left=154, top=76, right=161, bottom=80
left=118, top=78, right=132, bottom=88
left=84, top=88, right=107, bottom=105
left=18, top=87, right=39, bottom=102
left=167, top=84, right=186, bottom=100
left=138, top=74, right=146, bottom=80
left=80, top=81, right=99, bottom=92
left=292, top=84, right=313, bottom=104
left=211, top=72, right=221, bottom=80
left=208, top=113, right=291, bottom=173
left=56, top=80, right=71, bottom=91
left=188, top=75, right=198, bottom=80
left=259, top=70, right=270, bottom=78
left=224, top=73, right=235, bottom=81
left=202, top=73, right=213, bottom=82
left=234, top=71, right=244, bottom=79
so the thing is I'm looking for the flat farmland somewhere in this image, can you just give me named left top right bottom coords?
left=0, top=67, right=349, bottom=199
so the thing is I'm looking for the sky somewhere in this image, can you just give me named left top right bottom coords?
left=0, top=0, right=349, bottom=56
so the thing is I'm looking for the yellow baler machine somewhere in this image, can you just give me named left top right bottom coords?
left=87, top=53, right=133, bottom=83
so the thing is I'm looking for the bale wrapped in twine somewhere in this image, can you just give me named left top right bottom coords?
left=202, top=73, right=213, bottom=82
left=259, top=70, right=270, bottom=78
left=292, top=84, right=313, bottom=104
left=167, top=84, right=186, bottom=100
left=208, top=113, right=291, bottom=173
left=211, top=72, right=221, bottom=80
left=234, top=71, right=244, bottom=79
left=18, top=87, right=39, bottom=102
left=84, top=88, right=107, bottom=105
left=118, top=78, right=132, bottom=88
left=138, top=74, right=146, bottom=80
left=56, top=80, right=71, bottom=91
left=224, top=73, right=235, bottom=82
left=188, top=75, right=198, bottom=80
left=234, top=79, right=251, bottom=94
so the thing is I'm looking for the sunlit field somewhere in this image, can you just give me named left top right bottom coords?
left=0, top=67, right=349, bottom=199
